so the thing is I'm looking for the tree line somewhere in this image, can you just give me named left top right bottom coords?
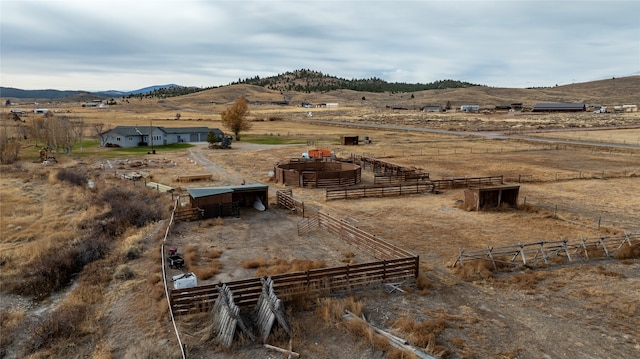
left=230, top=69, right=480, bottom=93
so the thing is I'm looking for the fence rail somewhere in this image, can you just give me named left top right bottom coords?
left=326, top=182, right=434, bottom=200
left=453, top=232, right=639, bottom=270
left=170, top=257, right=418, bottom=316
left=276, top=189, right=305, bottom=217
left=325, top=176, right=504, bottom=201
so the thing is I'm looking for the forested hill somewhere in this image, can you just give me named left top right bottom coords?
left=230, top=69, right=480, bottom=93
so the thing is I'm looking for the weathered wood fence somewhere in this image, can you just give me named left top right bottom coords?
left=325, top=176, right=504, bottom=201
left=326, top=182, right=434, bottom=200
left=276, top=189, right=305, bottom=217
left=352, top=154, right=428, bottom=180
left=453, top=232, right=639, bottom=270
left=170, top=257, right=418, bottom=316
left=431, top=175, right=503, bottom=190
left=170, top=211, right=418, bottom=316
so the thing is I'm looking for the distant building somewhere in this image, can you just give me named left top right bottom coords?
left=316, top=103, right=339, bottom=108
left=531, top=103, right=586, bottom=112
left=33, top=108, right=49, bottom=114
left=422, top=105, right=443, bottom=112
left=99, top=126, right=223, bottom=148
left=460, top=105, right=480, bottom=112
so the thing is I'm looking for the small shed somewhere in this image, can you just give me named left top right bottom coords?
left=464, top=185, right=520, bottom=211
left=187, top=184, right=269, bottom=218
left=341, top=136, right=359, bottom=146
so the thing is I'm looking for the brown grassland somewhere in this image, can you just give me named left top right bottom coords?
left=1, top=78, right=639, bottom=359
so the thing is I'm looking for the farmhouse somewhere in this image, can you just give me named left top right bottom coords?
left=186, top=184, right=269, bottom=218
left=531, top=103, right=586, bottom=112
left=99, top=126, right=223, bottom=148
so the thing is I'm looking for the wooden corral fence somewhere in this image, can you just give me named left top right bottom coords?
left=275, top=158, right=361, bottom=188
left=374, top=174, right=430, bottom=185
left=176, top=173, right=212, bottom=182
left=453, top=232, right=639, bottom=271
left=431, top=175, right=503, bottom=190
left=170, top=257, right=418, bottom=316
left=276, top=189, right=305, bottom=217
left=170, top=210, right=418, bottom=316
left=326, top=182, right=435, bottom=201
left=352, top=154, right=428, bottom=180
left=325, top=176, right=504, bottom=201
left=297, top=214, right=319, bottom=236
left=317, top=211, right=416, bottom=259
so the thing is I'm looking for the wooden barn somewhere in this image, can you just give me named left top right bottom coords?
left=464, top=185, right=520, bottom=211
left=187, top=184, right=269, bottom=218
left=341, top=135, right=359, bottom=146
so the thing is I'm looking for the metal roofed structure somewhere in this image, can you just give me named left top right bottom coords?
left=186, top=184, right=269, bottom=218
left=531, top=103, right=586, bottom=112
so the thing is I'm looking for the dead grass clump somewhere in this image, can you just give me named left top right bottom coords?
left=389, top=311, right=450, bottom=357
left=451, top=260, right=494, bottom=281
left=183, top=245, right=223, bottom=280
left=208, top=248, right=223, bottom=259
left=341, top=251, right=356, bottom=264
left=26, top=302, right=90, bottom=353
left=183, top=245, right=199, bottom=268
left=493, top=269, right=551, bottom=291
left=316, top=297, right=364, bottom=323
left=242, top=257, right=326, bottom=276
left=242, top=256, right=268, bottom=269
left=114, top=264, right=136, bottom=280
left=616, top=242, right=640, bottom=260
left=594, top=265, right=625, bottom=278
left=122, top=339, right=181, bottom=359
left=0, top=308, right=26, bottom=351
left=415, top=271, right=432, bottom=294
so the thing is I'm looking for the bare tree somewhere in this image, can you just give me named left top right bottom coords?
left=220, top=97, right=251, bottom=140
left=93, top=123, right=109, bottom=147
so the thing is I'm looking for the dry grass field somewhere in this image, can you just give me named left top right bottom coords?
left=1, top=79, right=639, bottom=359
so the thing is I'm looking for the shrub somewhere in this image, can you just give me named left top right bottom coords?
left=114, top=264, right=135, bottom=280
left=26, top=303, right=89, bottom=352
left=5, top=234, right=112, bottom=297
left=56, top=169, right=87, bottom=186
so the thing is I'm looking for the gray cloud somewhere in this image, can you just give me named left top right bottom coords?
left=1, top=0, right=638, bottom=91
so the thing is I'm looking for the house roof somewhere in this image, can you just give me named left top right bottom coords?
left=187, top=184, right=269, bottom=198
left=102, top=126, right=221, bottom=136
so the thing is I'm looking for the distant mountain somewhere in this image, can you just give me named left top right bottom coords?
left=97, top=84, right=182, bottom=97
left=0, top=84, right=185, bottom=100
left=0, top=87, right=96, bottom=100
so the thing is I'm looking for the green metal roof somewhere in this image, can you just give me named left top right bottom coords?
left=187, top=184, right=268, bottom=198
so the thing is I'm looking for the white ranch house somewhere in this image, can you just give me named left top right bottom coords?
left=99, top=126, right=223, bottom=148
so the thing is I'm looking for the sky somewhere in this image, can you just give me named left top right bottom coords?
left=1, top=0, right=639, bottom=91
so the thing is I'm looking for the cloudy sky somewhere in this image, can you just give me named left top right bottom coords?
left=1, top=0, right=638, bottom=91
